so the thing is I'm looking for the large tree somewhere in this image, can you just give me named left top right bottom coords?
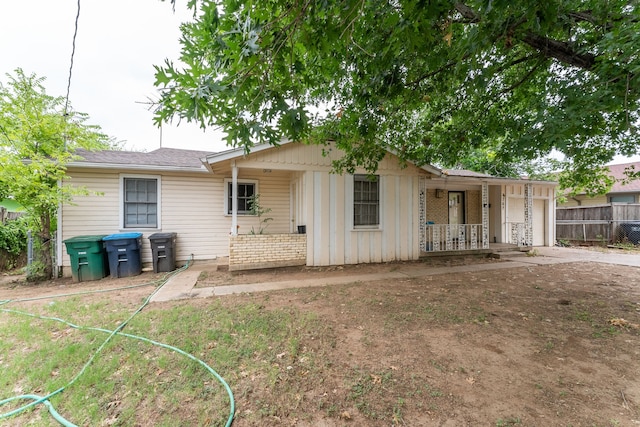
left=0, top=69, right=110, bottom=280
left=155, top=0, right=639, bottom=190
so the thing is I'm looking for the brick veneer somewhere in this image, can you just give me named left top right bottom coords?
left=426, top=190, right=481, bottom=224
left=229, top=233, right=307, bottom=271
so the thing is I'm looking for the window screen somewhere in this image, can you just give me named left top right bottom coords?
left=124, top=178, right=157, bottom=228
left=354, top=174, right=379, bottom=226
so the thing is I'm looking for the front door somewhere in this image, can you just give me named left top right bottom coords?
left=449, top=192, right=465, bottom=238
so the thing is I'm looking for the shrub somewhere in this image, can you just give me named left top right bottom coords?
left=0, top=216, right=29, bottom=270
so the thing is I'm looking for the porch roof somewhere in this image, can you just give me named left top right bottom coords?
left=435, top=169, right=557, bottom=186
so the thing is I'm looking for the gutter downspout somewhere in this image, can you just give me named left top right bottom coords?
left=56, top=180, right=63, bottom=278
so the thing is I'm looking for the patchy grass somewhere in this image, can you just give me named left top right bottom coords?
left=0, top=297, right=331, bottom=426
left=1, top=260, right=640, bottom=426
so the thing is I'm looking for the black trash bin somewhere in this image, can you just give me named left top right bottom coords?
left=103, top=232, right=143, bottom=278
left=63, top=235, right=108, bottom=282
left=148, top=232, right=177, bottom=273
left=619, top=222, right=640, bottom=245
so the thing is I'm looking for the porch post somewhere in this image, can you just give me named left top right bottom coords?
left=481, top=181, right=489, bottom=249
left=231, top=162, right=238, bottom=236
left=525, top=183, right=533, bottom=246
left=419, top=176, right=427, bottom=252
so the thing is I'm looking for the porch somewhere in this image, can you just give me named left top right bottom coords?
left=421, top=222, right=532, bottom=253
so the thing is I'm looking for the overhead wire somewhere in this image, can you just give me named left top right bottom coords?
left=0, top=1, right=235, bottom=423
left=64, top=0, right=81, bottom=117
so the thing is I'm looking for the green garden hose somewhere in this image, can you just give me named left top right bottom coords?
left=0, top=260, right=235, bottom=427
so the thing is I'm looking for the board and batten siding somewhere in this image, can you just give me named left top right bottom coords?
left=304, top=171, right=421, bottom=266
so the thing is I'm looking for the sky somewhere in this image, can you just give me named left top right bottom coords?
left=1, top=0, right=227, bottom=153
left=1, top=1, right=637, bottom=164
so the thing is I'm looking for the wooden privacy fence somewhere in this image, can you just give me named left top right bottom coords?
left=556, top=204, right=640, bottom=244
left=1, top=207, right=25, bottom=223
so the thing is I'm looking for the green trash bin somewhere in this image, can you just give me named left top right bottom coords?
left=63, top=235, right=109, bottom=282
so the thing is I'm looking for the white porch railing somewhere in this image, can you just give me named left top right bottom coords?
left=507, top=222, right=528, bottom=247
left=424, top=224, right=484, bottom=252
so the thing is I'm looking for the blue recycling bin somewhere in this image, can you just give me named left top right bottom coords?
left=103, top=232, right=143, bottom=278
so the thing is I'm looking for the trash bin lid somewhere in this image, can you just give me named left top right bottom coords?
left=64, top=235, right=108, bottom=243
left=149, top=232, right=177, bottom=239
left=103, top=232, right=143, bottom=241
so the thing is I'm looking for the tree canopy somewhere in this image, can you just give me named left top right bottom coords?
left=0, top=69, right=110, bottom=279
left=155, top=0, right=639, bottom=189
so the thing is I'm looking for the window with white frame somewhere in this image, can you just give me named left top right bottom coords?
left=123, top=176, right=159, bottom=228
left=353, top=174, right=379, bottom=226
left=224, top=179, right=258, bottom=215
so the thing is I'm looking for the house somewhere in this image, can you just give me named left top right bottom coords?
left=560, top=161, right=640, bottom=207
left=57, top=143, right=557, bottom=276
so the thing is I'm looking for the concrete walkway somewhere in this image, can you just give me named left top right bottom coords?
left=150, top=247, right=640, bottom=303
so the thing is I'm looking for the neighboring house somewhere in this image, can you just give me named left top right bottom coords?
left=57, top=143, right=556, bottom=276
left=560, top=161, right=640, bottom=207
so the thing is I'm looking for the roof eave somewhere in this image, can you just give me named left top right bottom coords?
left=204, top=139, right=292, bottom=166
left=67, top=162, right=211, bottom=173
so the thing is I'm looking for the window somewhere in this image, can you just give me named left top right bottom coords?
left=354, top=174, right=379, bottom=226
left=225, top=180, right=257, bottom=215
left=123, top=177, right=158, bottom=228
left=609, top=195, right=635, bottom=204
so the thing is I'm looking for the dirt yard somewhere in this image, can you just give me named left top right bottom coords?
left=2, top=254, right=640, bottom=426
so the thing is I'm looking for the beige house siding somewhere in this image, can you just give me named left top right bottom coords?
left=223, top=143, right=430, bottom=267
left=60, top=169, right=223, bottom=273
left=61, top=170, right=121, bottom=235
left=561, top=194, right=607, bottom=207
left=233, top=144, right=426, bottom=176
left=160, top=172, right=227, bottom=261
left=304, top=170, right=422, bottom=266
left=241, top=142, right=337, bottom=168
left=227, top=170, right=292, bottom=235
left=60, top=168, right=293, bottom=276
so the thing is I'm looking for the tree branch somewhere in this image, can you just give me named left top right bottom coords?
left=522, top=32, right=595, bottom=70
left=408, top=57, right=467, bottom=87
left=454, top=2, right=597, bottom=71
left=498, top=55, right=547, bottom=95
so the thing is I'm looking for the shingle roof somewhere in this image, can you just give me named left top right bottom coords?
left=607, top=161, right=640, bottom=193
left=73, top=148, right=215, bottom=169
